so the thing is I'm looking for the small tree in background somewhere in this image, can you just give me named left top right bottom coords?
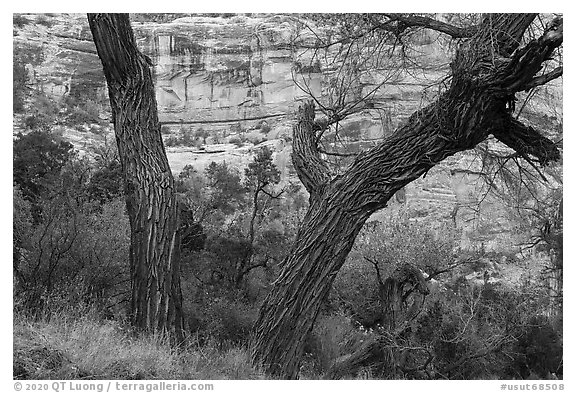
left=244, top=147, right=281, bottom=246
left=233, top=147, right=283, bottom=286
left=194, top=128, right=209, bottom=144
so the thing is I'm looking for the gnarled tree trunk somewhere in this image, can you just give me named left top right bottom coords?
left=251, top=14, right=562, bottom=378
left=88, top=14, right=184, bottom=340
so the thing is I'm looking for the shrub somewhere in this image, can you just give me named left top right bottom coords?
left=13, top=14, right=30, bottom=28
left=67, top=100, right=101, bottom=125
left=332, top=215, right=460, bottom=329
left=230, top=137, right=243, bottom=147
left=13, top=131, right=74, bottom=203
left=326, top=213, right=565, bottom=379
left=509, top=315, right=563, bottom=379
left=35, top=15, right=53, bottom=28
left=194, top=127, right=209, bottom=143
left=87, top=160, right=124, bottom=203
left=162, top=130, right=195, bottom=147
left=14, top=196, right=130, bottom=315
left=294, top=60, right=322, bottom=74
left=164, top=136, right=178, bottom=147
left=21, top=94, right=60, bottom=130
left=203, top=299, right=257, bottom=346
left=301, top=313, right=361, bottom=376
left=256, top=120, right=271, bottom=134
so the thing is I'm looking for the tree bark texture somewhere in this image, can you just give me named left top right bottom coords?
left=251, top=14, right=562, bottom=378
left=88, top=14, right=184, bottom=339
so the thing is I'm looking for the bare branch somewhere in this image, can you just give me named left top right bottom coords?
left=426, top=257, right=473, bottom=281
left=261, top=188, right=285, bottom=199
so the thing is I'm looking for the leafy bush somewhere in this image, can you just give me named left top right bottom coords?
left=13, top=131, right=74, bottom=203
left=229, top=137, right=243, bottom=147
left=22, top=94, right=61, bottom=130
left=255, top=120, right=271, bottom=134
left=67, top=99, right=101, bottom=125
left=509, top=315, right=563, bottom=379
left=163, top=130, right=195, bottom=147
left=332, top=215, right=459, bottom=328
left=86, top=160, right=124, bottom=204
left=202, top=298, right=258, bottom=346
left=325, top=212, right=564, bottom=379
left=35, top=14, right=54, bottom=28
left=194, top=127, right=209, bottom=143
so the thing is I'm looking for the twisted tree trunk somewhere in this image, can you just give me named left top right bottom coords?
left=88, top=14, right=184, bottom=340
left=251, top=14, right=562, bottom=378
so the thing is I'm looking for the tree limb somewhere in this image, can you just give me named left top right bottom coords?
left=291, top=101, right=332, bottom=196
left=489, top=16, right=563, bottom=92
left=382, top=13, right=477, bottom=38
left=492, top=118, right=560, bottom=166
left=335, top=14, right=560, bottom=213
left=522, top=66, right=562, bottom=91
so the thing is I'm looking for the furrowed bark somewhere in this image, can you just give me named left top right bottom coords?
left=88, top=13, right=184, bottom=340
left=251, top=13, right=561, bottom=379
left=291, top=103, right=332, bottom=198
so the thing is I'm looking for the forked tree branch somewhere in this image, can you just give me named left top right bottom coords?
left=488, top=16, right=563, bottom=92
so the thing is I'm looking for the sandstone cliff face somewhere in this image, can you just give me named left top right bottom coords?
left=14, top=13, right=562, bottom=256
left=136, top=15, right=314, bottom=124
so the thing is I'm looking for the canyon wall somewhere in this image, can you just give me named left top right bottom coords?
left=13, top=13, right=563, bottom=256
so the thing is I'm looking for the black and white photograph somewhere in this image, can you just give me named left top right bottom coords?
left=12, top=11, right=564, bottom=385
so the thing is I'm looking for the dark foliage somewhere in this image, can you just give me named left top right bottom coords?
left=87, top=160, right=124, bottom=204
left=13, top=131, right=74, bottom=204
left=13, top=14, right=30, bottom=29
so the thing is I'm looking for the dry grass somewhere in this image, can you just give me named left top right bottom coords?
left=13, top=308, right=265, bottom=380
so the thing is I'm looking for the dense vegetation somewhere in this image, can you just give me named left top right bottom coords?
left=13, top=13, right=562, bottom=380
left=12, top=126, right=563, bottom=379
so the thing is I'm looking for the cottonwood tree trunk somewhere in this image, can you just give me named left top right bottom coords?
left=251, top=14, right=562, bottom=378
left=88, top=14, right=184, bottom=340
